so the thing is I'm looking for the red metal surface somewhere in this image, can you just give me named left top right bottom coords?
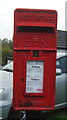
left=13, top=8, right=57, bottom=111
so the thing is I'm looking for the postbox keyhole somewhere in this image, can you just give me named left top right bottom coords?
left=33, top=50, right=39, bottom=57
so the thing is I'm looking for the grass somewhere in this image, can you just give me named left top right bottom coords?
left=8, top=108, right=67, bottom=120
left=40, top=108, right=67, bottom=120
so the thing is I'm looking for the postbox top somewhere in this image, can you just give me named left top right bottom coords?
left=14, top=8, right=57, bottom=27
left=14, top=8, right=57, bottom=14
left=14, top=8, right=57, bottom=50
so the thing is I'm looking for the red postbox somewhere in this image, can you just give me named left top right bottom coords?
left=13, top=8, right=57, bottom=111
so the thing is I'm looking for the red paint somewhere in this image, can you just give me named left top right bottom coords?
left=13, top=8, right=57, bottom=111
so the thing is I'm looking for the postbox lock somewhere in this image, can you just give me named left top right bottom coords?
left=22, top=78, right=24, bottom=82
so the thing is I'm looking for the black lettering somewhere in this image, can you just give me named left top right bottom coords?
left=32, top=66, right=40, bottom=68
left=31, top=78, right=39, bottom=80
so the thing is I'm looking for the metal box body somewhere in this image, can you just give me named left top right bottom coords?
left=13, top=8, right=57, bottom=111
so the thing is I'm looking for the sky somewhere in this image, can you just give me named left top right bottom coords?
left=0, top=0, right=66, bottom=40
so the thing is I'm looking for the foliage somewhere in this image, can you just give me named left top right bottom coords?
left=0, top=38, right=13, bottom=66
left=0, top=39, right=2, bottom=65
left=2, top=38, right=13, bottom=49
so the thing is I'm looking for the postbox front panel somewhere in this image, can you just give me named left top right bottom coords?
left=13, top=9, right=57, bottom=111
